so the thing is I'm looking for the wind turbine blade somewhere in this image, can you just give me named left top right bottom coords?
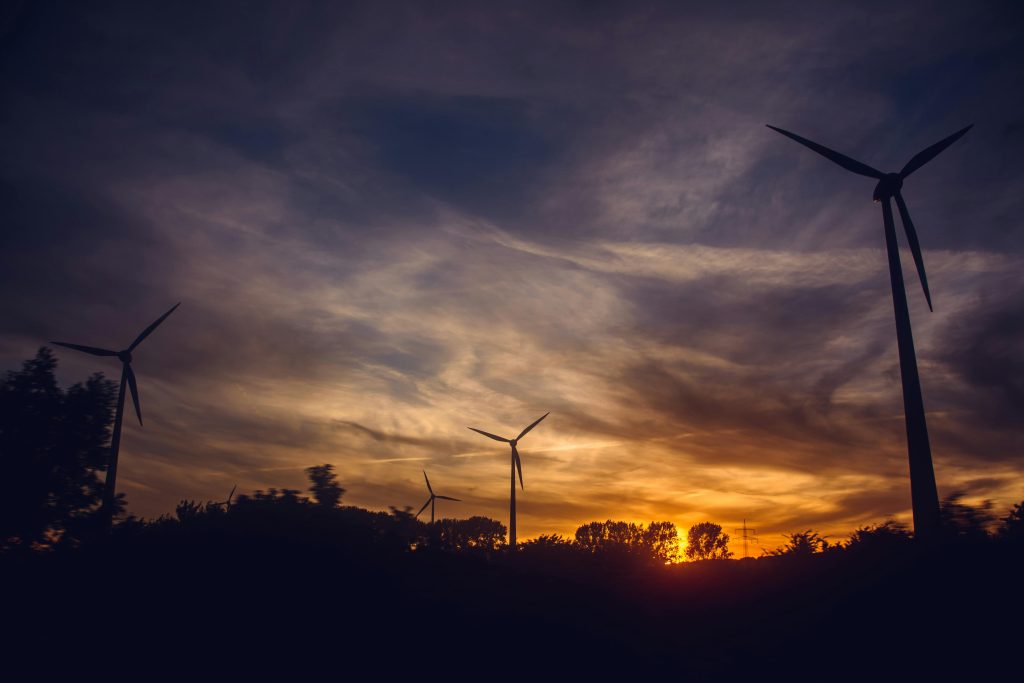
left=468, top=427, right=510, bottom=442
left=129, top=302, right=180, bottom=351
left=894, top=192, right=933, bottom=311
left=516, top=412, right=549, bottom=441
left=50, top=342, right=118, bottom=357
left=423, top=470, right=433, bottom=494
left=126, top=364, right=143, bottom=426
left=899, top=125, right=972, bottom=179
left=512, top=444, right=524, bottom=491
left=415, top=498, right=431, bottom=518
left=436, top=496, right=461, bottom=502
left=766, top=125, right=883, bottom=179
left=227, top=485, right=236, bottom=505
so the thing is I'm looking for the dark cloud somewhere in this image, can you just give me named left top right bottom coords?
left=614, top=357, right=893, bottom=470
left=340, top=90, right=565, bottom=220
left=623, top=274, right=888, bottom=366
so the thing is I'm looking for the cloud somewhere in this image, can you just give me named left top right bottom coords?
left=1, top=1, right=1022, bottom=545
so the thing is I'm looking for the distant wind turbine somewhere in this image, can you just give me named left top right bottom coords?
left=217, top=484, right=237, bottom=511
left=767, top=123, right=972, bottom=539
left=52, top=303, right=180, bottom=522
left=415, top=471, right=460, bottom=524
left=468, top=412, right=549, bottom=550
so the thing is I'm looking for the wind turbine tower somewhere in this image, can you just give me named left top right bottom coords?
left=52, top=303, right=180, bottom=523
left=468, top=412, right=549, bottom=550
left=416, top=471, right=461, bottom=524
left=767, top=124, right=971, bottom=539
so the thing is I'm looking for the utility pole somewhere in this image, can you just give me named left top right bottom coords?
left=734, top=519, right=759, bottom=559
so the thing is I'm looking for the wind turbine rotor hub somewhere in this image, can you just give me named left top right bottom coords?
left=509, top=439, right=517, bottom=447
left=118, top=350, right=133, bottom=363
left=872, top=173, right=903, bottom=202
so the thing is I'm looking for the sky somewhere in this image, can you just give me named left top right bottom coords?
left=2, top=0, right=1022, bottom=552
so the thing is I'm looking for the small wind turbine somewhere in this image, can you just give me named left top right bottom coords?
left=415, top=471, right=460, bottom=524
left=52, top=303, right=180, bottom=522
left=767, top=123, right=972, bottom=539
left=468, top=412, right=549, bottom=550
left=217, top=484, right=237, bottom=511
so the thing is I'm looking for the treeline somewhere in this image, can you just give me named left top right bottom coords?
left=108, top=464, right=686, bottom=567
left=3, top=347, right=1023, bottom=563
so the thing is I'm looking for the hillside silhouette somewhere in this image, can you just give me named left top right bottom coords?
left=4, top=349, right=1023, bottom=679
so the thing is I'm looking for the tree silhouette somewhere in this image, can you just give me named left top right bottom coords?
left=767, top=530, right=832, bottom=556
left=432, top=516, right=507, bottom=555
left=684, top=521, right=732, bottom=560
left=845, top=520, right=912, bottom=553
left=574, top=520, right=679, bottom=563
left=171, top=499, right=233, bottom=526
left=388, top=505, right=427, bottom=547
left=0, top=347, right=117, bottom=550
left=306, top=464, right=345, bottom=508
left=575, top=520, right=636, bottom=558
left=997, top=500, right=1024, bottom=543
left=519, top=533, right=574, bottom=554
left=234, top=487, right=306, bottom=511
left=939, top=492, right=996, bottom=542
left=516, top=534, right=582, bottom=573
left=644, top=521, right=681, bottom=562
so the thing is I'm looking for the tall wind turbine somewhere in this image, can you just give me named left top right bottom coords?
left=52, top=303, right=180, bottom=521
left=767, top=124, right=972, bottom=539
left=415, top=471, right=460, bottom=524
left=468, top=412, right=548, bottom=550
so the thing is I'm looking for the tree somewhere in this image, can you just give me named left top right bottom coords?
left=432, top=516, right=507, bottom=554
left=175, top=500, right=208, bottom=523
left=574, top=520, right=680, bottom=563
left=684, top=521, right=732, bottom=560
left=845, top=520, right=912, bottom=552
left=997, top=500, right=1024, bottom=543
left=517, top=534, right=581, bottom=569
left=235, top=487, right=306, bottom=508
left=0, top=347, right=117, bottom=550
left=939, top=492, right=995, bottom=542
left=574, top=520, right=640, bottom=554
left=305, top=464, right=345, bottom=508
left=767, top=530, right=833, bottom=556
left=388, top=505, right=428, bottom=549
left=644, top=521, right=682, bottom=563
left=520, top=533, right=573, bottom=551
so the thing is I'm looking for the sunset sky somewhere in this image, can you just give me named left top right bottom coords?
left=2, top=1, right=1022, bottom=552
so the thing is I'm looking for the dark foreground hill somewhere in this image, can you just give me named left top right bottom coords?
left=5, top=512, right=1022, bottom=681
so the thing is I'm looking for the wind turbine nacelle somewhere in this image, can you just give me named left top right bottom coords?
left=873, top=173, right=903, bottom=202
left=118, top=350, right=133, bottom=363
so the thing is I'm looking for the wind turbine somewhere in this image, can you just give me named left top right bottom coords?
left=468, top=412, right=548, bottom=550
left=216, top=484, right=237, bottom=511
left=52, top=303, right=180, bottom=522
left=767, top=123, right=972, bottom=539
left=415, top=471, right=460, bottom=524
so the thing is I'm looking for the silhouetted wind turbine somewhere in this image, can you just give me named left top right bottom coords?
left=415, top=471, right=460, bottom=524
left=52, top=303, right=180, bottom=522
left=767, top=124, right=972, bottom=539
left=218, top=484, right=237, bottom=511
left=468, top=412, right=548, bottom=550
